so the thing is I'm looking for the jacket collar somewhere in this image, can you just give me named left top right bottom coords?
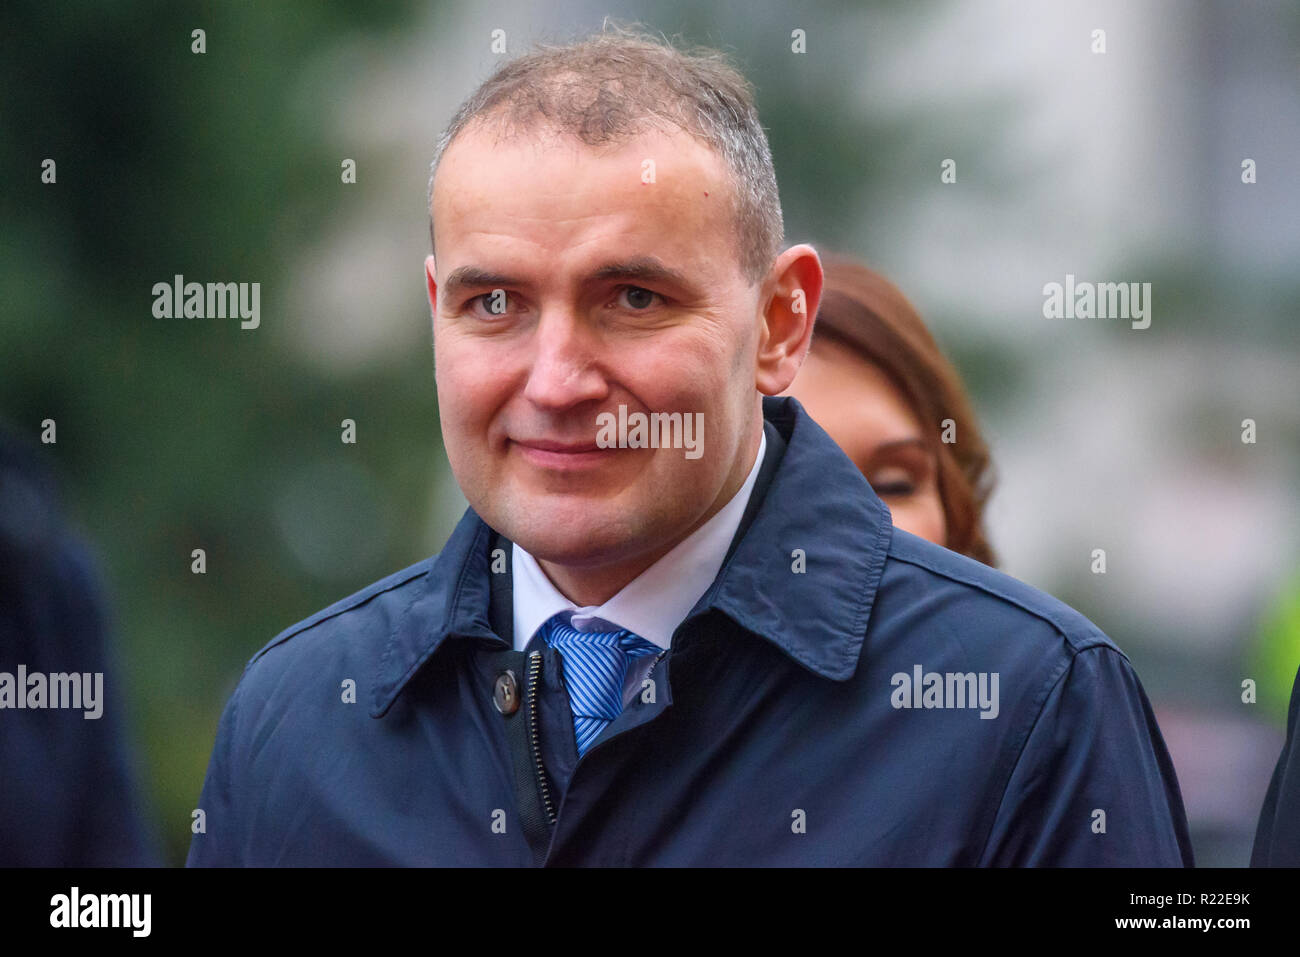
left=371, top=396, right=893, bottom=717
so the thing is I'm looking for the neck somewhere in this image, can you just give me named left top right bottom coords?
left=538, top=539, right=683, bottom=608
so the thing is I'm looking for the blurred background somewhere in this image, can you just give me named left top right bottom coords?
left=2, top=0, right=1297, bottom=866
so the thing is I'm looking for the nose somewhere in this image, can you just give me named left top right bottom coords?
left=522, top=309, right=610, bottom=411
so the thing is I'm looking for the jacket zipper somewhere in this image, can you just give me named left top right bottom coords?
left=526, top=650, right=557, bottom=825
left=526, top=646, right=668, bottom=826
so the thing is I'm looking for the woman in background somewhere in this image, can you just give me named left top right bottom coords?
left=784, top=254, right=998, bottom=566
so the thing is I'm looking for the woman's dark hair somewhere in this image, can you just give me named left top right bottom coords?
left=811, top=254, right=998, bottom=567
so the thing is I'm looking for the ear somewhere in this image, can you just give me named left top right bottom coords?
left=424, top=255, right=438, bottom=318
left=755, top=244, right=823, bottom=396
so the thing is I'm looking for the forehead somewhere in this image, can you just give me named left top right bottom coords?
left=431, top=122, right=738, bottom=281
left=800, top=338, right=923, bottom=437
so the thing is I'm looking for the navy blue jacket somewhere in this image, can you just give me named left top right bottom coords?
left=0, top=429, right=160, bottom=866
left=188, top=396, right=1193, bottom=866
left=1252, top=663, right=1300, bottom=865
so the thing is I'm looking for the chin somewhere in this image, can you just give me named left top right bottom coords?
left=500, top=499, right=643, bottom=566
left=513, top=526, right=631, bottom=567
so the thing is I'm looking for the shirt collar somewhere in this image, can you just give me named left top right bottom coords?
left=371, top=396, right=892, bottom=717
left=510, top=429, right=766, bottom=651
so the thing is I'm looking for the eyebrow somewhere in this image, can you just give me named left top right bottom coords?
left=869, top=438, right=935, bottom=458
left=439, top=256, right=694, bottom=303
left=590, top=257, right=692, bottom=289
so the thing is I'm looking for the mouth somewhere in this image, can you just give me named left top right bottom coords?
left=510, top=437, right=619, bottom=471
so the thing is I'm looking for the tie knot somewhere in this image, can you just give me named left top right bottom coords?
left=537, top=613, right=661, bottom=756
left=541, top=615, right=660, bottom=659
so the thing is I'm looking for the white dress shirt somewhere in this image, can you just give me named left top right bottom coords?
left=512, top=429, right=767, bottom=707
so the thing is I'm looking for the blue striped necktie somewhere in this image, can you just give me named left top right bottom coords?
left=539, top=613, right=662, bottom=758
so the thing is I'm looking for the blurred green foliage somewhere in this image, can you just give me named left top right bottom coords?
left=2, top=1, right=431, bottom=864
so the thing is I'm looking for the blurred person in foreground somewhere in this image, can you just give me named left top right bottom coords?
left=784, top=255, right=997, bottom=566
left=1253, top=605, right=1300, bottom=868
left=1253, top=651, right=1300, bottom=865
left=189, top=25, right=1192, bottom=866
left=0, top=427, right=159, bottom=865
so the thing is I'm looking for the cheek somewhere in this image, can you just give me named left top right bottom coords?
left=434, top=357, right=500, bottom=474
left=889, top=493, right=948, bottom=549
left=625, top=335, right=726, bottom=408
left=435, top=340, right=495, bottom=419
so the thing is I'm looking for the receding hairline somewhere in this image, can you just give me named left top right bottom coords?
left=424, top=27, right=785, bottom=285
left=429, top=112, right=750, bottom=277
left=429, top=110, right=735, bottom=205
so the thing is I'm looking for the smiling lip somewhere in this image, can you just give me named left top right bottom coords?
left=511, top=438, right=617, bottom=469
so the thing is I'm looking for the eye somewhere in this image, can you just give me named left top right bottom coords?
left=616, top=286, right=664, bottom=310
left=872, top=480, right=917, bottom=497
left=467, top=289, right=515, bottom=319
left=873, top=481, right=915, bottom=496
left=867, top=465, right=918, bottom=497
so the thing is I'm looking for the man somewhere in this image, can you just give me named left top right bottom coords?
left=188, top=29, right=1193, bottom=866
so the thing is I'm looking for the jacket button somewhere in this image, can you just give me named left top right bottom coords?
left=493, top=670, right=520, bottom=715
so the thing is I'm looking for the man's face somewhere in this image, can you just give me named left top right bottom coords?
left=428, top=123, right=765, bottom=571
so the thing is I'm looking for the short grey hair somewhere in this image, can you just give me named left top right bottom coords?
left=426, top=23, right=784, bottom=285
